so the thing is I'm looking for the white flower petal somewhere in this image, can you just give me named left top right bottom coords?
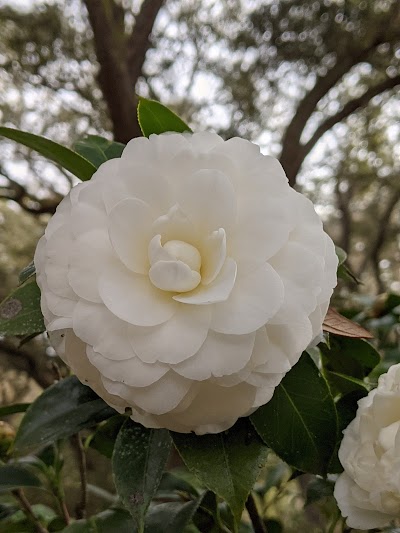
left=165, top=380, right=257, bottom=434
left=108, top=198, right=153, bottom=274
left=149, top=260, right=200, bottom=292
left=152, top=204, right=199, bottom=245
left=200, top=228, right=227, bottom=285
left=251, top=327, right=292, bottom=374
left=105, top=161, right=172, bottom=215
left=68, top=229, right=115, bottom=303
left=174, top=330, right=256, bottom=380
left=178, top=169, right=237, bottom=233
left=211, top=263, right=284, bottom=335
left=87, top=346, right=168, bottom=387
left=72, top=300, right=133, bottom=360
left=148, top=234, right=174, bottom=264
left=174, top=258, right=237, bottom=305
left=102, top=371, right=192, bottom=415
left=334, top=473, right=392, bottom=530
left=229, top=198, right=292, bottom=265
left=129, top=305, right=211, bottom=364
left=98, top=261, right=176, bottom=326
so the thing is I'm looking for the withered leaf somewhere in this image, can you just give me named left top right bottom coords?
left=323, top=307, right=373, bottom=339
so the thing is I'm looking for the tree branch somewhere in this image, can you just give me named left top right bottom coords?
left=363, top=187, right=400, bottom=292
left=126, top=0, right=165, bottom=86
left=279, top=9, right=400, bottom=186
left=303, top=74, right=400, bottom=159
left=83, top=0, right=141, bottom=142
left=83, top=0, right=164, bottom=143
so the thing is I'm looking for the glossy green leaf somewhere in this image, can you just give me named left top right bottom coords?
left=88, top=414, right=126, bottom=458
left=112, top=419, right=172, bottom=531
left=0, top=464, right=43, bottom=492
left=325, top=370, right=369, bottom=396
left=12, top=376, right=116, bottom=456
left=172, top=418, right=268, bottom=529
left=61, top=509, right=135, bottom=532
left=0, top=281, right=45, bottom=336
left=251, top=353, right=338, bottom=475
left=0, top=403, right=30, bottom=417
left=335, top=246, right=347, bottom=266
left=320, top=335, right=380, bottom=380
left=137, top=98, right=191, bottom=137
left=0, top=127, right=96, bottom=181
left=144, top=498, right=203, bottom=533
left=18, top=261, right=35, bottom=284
left=74, top=135, right=125, bottom=168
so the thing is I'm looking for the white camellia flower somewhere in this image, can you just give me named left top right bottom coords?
left=334, top=363, right=400, bottom=529
left=34, top=132, right=337, bottom=434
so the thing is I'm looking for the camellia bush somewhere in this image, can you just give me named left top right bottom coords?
left=0, top=100, right=397, bottom=532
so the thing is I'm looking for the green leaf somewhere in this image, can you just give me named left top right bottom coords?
left=12, top=376, right=116, bottom=456
left=18, top=261, right=35, bottom=284
left=172, top=418, right=268, bottom=529
left=0, top=127, right=96, bottom=181
left=335, top=246, right=347, bottom=266
left=144, top=498, right=203, bottom=533
left=251, top=353, right=338, bottom=475
left=320, top=335, right=380, bottom=380
left=87, top=414, right=126, bottom=459
left=325, top=370, right=369, bottom=396
left=137, top=98, right=191, bottom=137
left=61, top=509, right=135, bottom=532
left=0, top=403, right=30, bottom=417
left=0, top=464, right=43, bottom=492
left=74, top=135, right=125, bottom=168
left=0, top=281, right=45, bottom=336
left=112, top=419, right=172, bottom=531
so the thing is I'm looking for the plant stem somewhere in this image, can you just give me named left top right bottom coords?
left=72, top=432, right=88, bottom=519
left=245, top=492, right=267, bottom=533
left=12, top=489, right=48, bottom=533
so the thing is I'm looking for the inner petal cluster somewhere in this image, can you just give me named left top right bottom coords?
left=149, top=238, right=202, bottom=292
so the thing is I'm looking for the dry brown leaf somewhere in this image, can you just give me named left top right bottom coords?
left=322, top=307, right=373, bottom=339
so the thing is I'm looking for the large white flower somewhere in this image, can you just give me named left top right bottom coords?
left=34, top=132, right=337, bottom=434
left=334, top=363, right=400, bottom=529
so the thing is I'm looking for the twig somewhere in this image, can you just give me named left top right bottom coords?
left=12, top=489, right=48, bottom=533
left=245, top=492, right=267, bottom=533
left=72, top=433, right=88, bottom=519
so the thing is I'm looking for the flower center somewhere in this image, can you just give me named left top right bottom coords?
left=148, top=238, right=202, bottom=293
left=163, top=240, right=201, bottom=272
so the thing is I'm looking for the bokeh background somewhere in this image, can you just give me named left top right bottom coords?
left=0, top=1, right=399, bottom=531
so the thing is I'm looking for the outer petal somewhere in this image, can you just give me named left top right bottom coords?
left=177, top=169, right=237, bottom=233
left=87, top=347, right=168, bottom=387
left=104, top=162, right=172, bottom=215
left=72, top=300, right=134, bottom=360
left=211, top=263, right=284, bottom=335
left=68, top=229, right=115, bottom=303
left=98, top=261, right=176, bottom=326
left=129, top=305, right=211, bottom=364
left=173, top=330, right=256, bottom=380
left=102, top=371, right=192, bottom=415
left=334, top=473, right=392, bottom=530
left=108, top=198, right=153, bottom=274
